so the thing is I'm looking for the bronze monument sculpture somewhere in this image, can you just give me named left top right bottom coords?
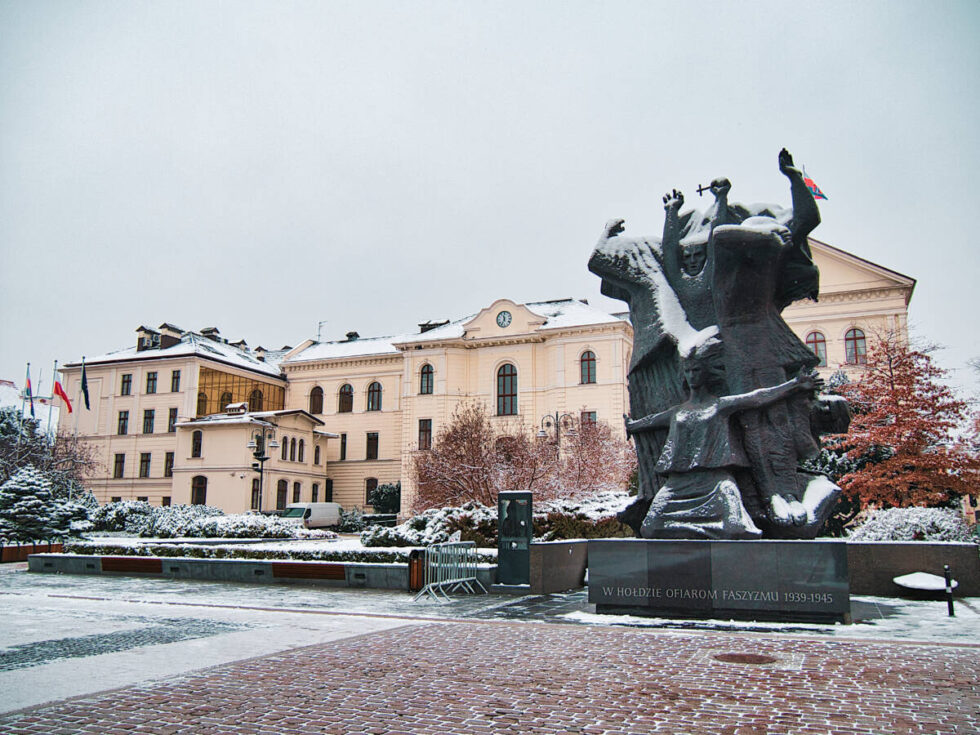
left=589, top=150, right=847, bottom=540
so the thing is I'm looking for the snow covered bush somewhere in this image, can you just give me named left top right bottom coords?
left=361, top=491, right=633, bottom=548
left=139, top=503, right=224, bottom=538
left=848, top=506, right=976, bottom=543
left=90, top=500, right=157, bottom=534
left=183, top=513, right=336, bottom=540
left=339, top=507, right=366, bottom=533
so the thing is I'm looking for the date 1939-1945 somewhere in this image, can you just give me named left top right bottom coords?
left=783, top=592, right=835, bottom=604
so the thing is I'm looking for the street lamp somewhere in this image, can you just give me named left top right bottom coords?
left=246, top=425, right=278, bottom=512
left=537, top=411, right=576, bottom=448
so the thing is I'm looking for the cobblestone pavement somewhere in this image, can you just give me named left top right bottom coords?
left=2, top=621, right=978, bottom=735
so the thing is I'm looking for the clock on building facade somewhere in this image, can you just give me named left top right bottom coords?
left=496, top=311, right=512, bottom=328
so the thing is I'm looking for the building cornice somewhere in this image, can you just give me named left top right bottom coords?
left=63, top=354, right=286, bottom=382
left=283, top=354, right=404, bottom=372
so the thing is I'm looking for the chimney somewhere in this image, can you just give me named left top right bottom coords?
left=136, top=326, right=160, bottom=352
left=418, top=320, right=449, bottom=334
left=158, top=323, right=182, bottom=349
left=345, top=331, right=360, bottom=342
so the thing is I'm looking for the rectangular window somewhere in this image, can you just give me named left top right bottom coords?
left=111, top=496, right=122, bottom=503
left=168, top=407, right=178, bottom=433
left=418, top=419, right=432, bottom=450
left=146, top=371, right=158, bottom=394
left=113, top=453, right=125, bottom=479
left=340, top=433, right=347, bottom=460
left=161, top=496, right=171, bottom=507
left=120, top=374, right=132, bottom=396
left=251, top=479, right=261, bottom=510
left=312, top=483, right=319, bottom=503
left=139, top=453, right=151, bottom=478
left=324, top=478, right=333, bottom=502
left=365, top=477, right=378, bottom=505
left=171, top=370, right=181, bottom=392
left=117, top=410, right=129, bottom=435
left=293, top=482, right=301, bottom=503
left=143, top=409, right=155, bottom=434
left=581, top=411, right=597, bottom=426
left=366, top=432, right=379, bottom=460
left=164, top=452, right=175, bottom=478
left=136, top=496, right=148, bottom=502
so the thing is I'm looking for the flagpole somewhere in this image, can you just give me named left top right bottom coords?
left=17, top=363, right=28, bottom=452
left=47, top=360, right=58, bottom=436
left=74, top=357, right=84, bottom=438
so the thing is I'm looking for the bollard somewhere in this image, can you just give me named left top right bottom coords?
left=944, top=564, right=955, bottom=617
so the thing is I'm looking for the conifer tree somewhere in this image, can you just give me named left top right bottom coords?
left=0, top=466, right=59, bottom=542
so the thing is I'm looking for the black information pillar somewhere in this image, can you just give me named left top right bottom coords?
left=497, top=491, right=532, bottom=585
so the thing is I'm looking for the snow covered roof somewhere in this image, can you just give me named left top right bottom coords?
left=66, top=331, right=285, bottom=379
left=178, top=409, right=324, bottom=428
left=285, top=298, right=626, bottom=363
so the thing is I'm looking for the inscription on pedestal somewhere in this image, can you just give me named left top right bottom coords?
left=588, top=539, right=850, bottom=623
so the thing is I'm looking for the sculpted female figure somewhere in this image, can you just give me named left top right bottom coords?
left=625, top=339, right=822, bottom=540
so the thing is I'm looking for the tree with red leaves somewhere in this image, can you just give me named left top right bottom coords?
left=827, top=333, right=979, bottom=509
left=411, top=401, right=635, bottom=511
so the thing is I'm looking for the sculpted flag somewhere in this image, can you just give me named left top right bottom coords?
left=803, top=170, right=828, bottom=200
left=54, top=380, right=73, bottom=414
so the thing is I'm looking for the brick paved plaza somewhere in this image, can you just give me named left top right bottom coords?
left=2, top=619, right=977, bottom=735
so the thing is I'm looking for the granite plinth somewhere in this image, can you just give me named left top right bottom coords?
left=588, top=539, right=850, bottom=623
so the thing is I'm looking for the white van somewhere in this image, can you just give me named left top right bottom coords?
left=281, top=502, right=342, bottom=529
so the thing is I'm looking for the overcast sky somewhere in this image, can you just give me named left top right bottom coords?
left=2, top=1, right=978, bottom=399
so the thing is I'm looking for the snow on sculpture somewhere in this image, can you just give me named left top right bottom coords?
left=589, top=149, right=848, bottom=539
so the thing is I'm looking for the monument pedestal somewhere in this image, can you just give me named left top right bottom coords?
left=588, top=539, right=850, bottom=624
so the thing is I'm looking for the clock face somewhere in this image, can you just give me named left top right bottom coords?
left=496, top=310, right=512, bottom=328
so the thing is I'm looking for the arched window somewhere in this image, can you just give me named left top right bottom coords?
left=366, top=382, right=382, bottom=411
left=293, top=481, right=301, bottom=503
left=249, top=389, right=263, bottom=411
left=580, top=351, right=597, bottom=384
left=298, top=439, right=305, bottom=463
left=191, top=475, right=207, bottom=505
left=497, top=364, right=518, bottom=416
left=314, top=445, right=321, bottom=465
left=219, top=391, right=233, bottom=410
left=281, top=436, right=289, bottom=461
left=419, top=364, right=434, bottom=395
left=309, top=386, right=323, bottom=414
left=806, top=331, right=828, bottom=367
left=365, top=477, right=378, bottom=506
left=845, top=328, right=867, bottom=365
left=197, top=392, right=207, bottom=416
left=276, top=479, right=288, bottom=510
left=338, top=384, right=353, bottom=413
left=289, top=437, right=297, bottom=461
left=191, top=430, right=203, bottom=458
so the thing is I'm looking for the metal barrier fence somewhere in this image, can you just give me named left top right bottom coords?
left=412, top=541, right=487, bottom=602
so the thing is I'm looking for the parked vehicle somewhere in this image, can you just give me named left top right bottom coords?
left=281, top=502, right=342, bottom=529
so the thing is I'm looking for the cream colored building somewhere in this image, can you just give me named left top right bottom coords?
left=59, top=240, right=915, bottom=514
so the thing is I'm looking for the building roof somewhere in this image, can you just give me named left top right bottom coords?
left=178, top=409, right=324, bottom=428
left=284, top=298, right=625, bottom=363
left=65, top=331, right=286, bottom=379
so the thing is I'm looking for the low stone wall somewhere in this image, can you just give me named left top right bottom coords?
left=846, top=542, right=979, bottom=596
left=29, top=553, right=499, bottom=591
left=2, top=542, right=62, bottom=563
left=530, top=541, right=588, bottom=594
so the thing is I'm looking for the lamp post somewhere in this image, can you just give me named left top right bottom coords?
left=246, top=425, right=278, bottom=512
left=537, top=411, right=576, bottom=448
